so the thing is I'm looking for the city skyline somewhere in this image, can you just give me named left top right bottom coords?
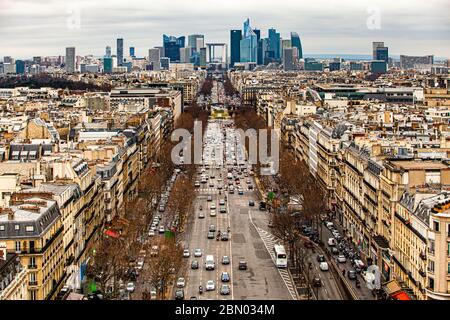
left=1, top=0, right=449, bottom=59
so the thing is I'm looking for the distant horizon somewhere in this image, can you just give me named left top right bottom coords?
left=3, top=53, right=448, bottom=62
left=1, top=0, right=449, bottom=59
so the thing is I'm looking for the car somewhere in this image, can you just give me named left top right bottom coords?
left=331, top=247, right=339, bottom=255
left=219, top=199, right=225, bottom=205
left=136, top=259, right=144, bottom=270
left=148, top=230, right=155, bottom=237
left=249, top=200, right=255, bottom=207
left=126, top=282, right=135, bottom=293
left=210, top=203, right=216, bottom=210
left=190, top=296, right=197, bottom=300
left=317, top=254, right=325, bottom=262
left=220, top=284, right=230, bottom=295
left=238, top=260, right=247, bottom=270
left=206, top=280, right=215, bottom=291
left=150, top=245, right=159, bottom=257
left=198, top=212, right=205, bottom=219
left=319, top=262, right=329, bottom=271
left=174, top=289, right=184, bottom=300
left=259, top=202, right=266, bottom=210
left=220, top=206, right=227, bottom=213
left=207, top=195, right=212, bottom=201
left=176, top=277, right=185, bottom=288
left=183, top=249, right=190, bottom=258
left=209, top=225, right=216, bottom=232
left=194, top=248, right=202, bottom=257
left=337, top=255, right=347, bottom=263
left=222, top=256, right=230, bottom=265
left=221, top=272, right=230, bottom=282
left=347, top=270, right=357, bottom=280
left=248, top=184, right=253, bottom=190
left=313, top=277, right=322, bottom=287
left=353, top=259, right=366, bottom=270
left=238, top=189, right=244, bottom=195
left=191, top=260, right=199, bottom=269
left=158, top=226, right=165, bottom=234
left=195, top=181, right=200, bottom=187
left=209, top=182, right=214, bottom=188
left=221, top=232, right=229, bottom=241
left=159, top=205, right=165, bottom=212
left=207, top=231, right=215, bottom=239
left=210, top=209, right=216, bottom=217
left=328, top=238, right=337, bottom=246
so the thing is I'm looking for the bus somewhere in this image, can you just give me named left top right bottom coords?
left=273, top=245, right=287, bottom=268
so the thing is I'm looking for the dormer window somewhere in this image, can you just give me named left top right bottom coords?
left=14, top=225, right=20, bottom=230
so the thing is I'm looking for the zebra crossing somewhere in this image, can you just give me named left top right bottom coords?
left=195, top=186, right=254, bottom=193
left=255, top=227, right=298, bottom=300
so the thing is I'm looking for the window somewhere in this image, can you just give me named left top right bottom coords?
left=14, top=224, right=19, bottom=230
left=448, top=263, right=450, bottom=274
left=433, top=221, right=440, bottom=232
left=29, top=257, right=36, bottom=268
left=0, top=225, right=4, bottom=231
left=29, top=272, right=36, bottom=284
left=15, top=241, right=21, bottom=252
left=428, top=277, right=434, bottom=290
left=25, top=226, right=34, bottom=232
left=29, top=290, right=36, bottom=300
left=429, top=260, right=435, bottom=272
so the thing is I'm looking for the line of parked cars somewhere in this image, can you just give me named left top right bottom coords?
left=325, top=221, right=367, bottom=280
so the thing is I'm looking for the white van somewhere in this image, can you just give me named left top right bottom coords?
left=328, top=238, right=337, bottom=246
left=205, top=255, right=215, bottom=270
left=227, top=172, right=233, bottom=180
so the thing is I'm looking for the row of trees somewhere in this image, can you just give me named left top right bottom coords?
left=199, top=77, right=213, bottom=96
left=87, top=105, right=206, bottom=299
left=0, top=74, right=112, bottom=91
left=223, top=75, right=237, bottom=96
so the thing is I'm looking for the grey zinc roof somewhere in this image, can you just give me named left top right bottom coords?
left=0, top=198, right=60, bottom=239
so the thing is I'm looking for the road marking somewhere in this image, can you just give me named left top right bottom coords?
left=226, top=187, right=234, bottom=300
left=247, top=213, right=298, bottom=300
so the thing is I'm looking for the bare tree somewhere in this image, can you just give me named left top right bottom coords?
left=86, top=236, right=128, bottom=299
left=142, top=237, right=183, bottom=300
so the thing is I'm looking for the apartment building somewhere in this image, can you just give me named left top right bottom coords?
left=0, top=249, right=28, bottom=300
left=0, top=192, right=64, bottom=300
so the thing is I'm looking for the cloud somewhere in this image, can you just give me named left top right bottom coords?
left=0, top=0, right=449, bottom=58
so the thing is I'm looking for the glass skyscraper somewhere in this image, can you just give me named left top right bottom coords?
left=230, top=30, right=242, bottom=67
left=240, top=19, right=258, bottom=63
left=163, top=35, right=185, bottom=62
left=268, top=28, right=280, bottom=60
left=117, top=38, right=123, bottom=66
left=290, top=32, right=303, bottom=59
left=188, top=34, right=204, bottom=52
left=375, top=47, right=389, bottom=63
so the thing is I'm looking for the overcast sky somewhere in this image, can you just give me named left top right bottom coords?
left=1, top=0, right=449, bottom=59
